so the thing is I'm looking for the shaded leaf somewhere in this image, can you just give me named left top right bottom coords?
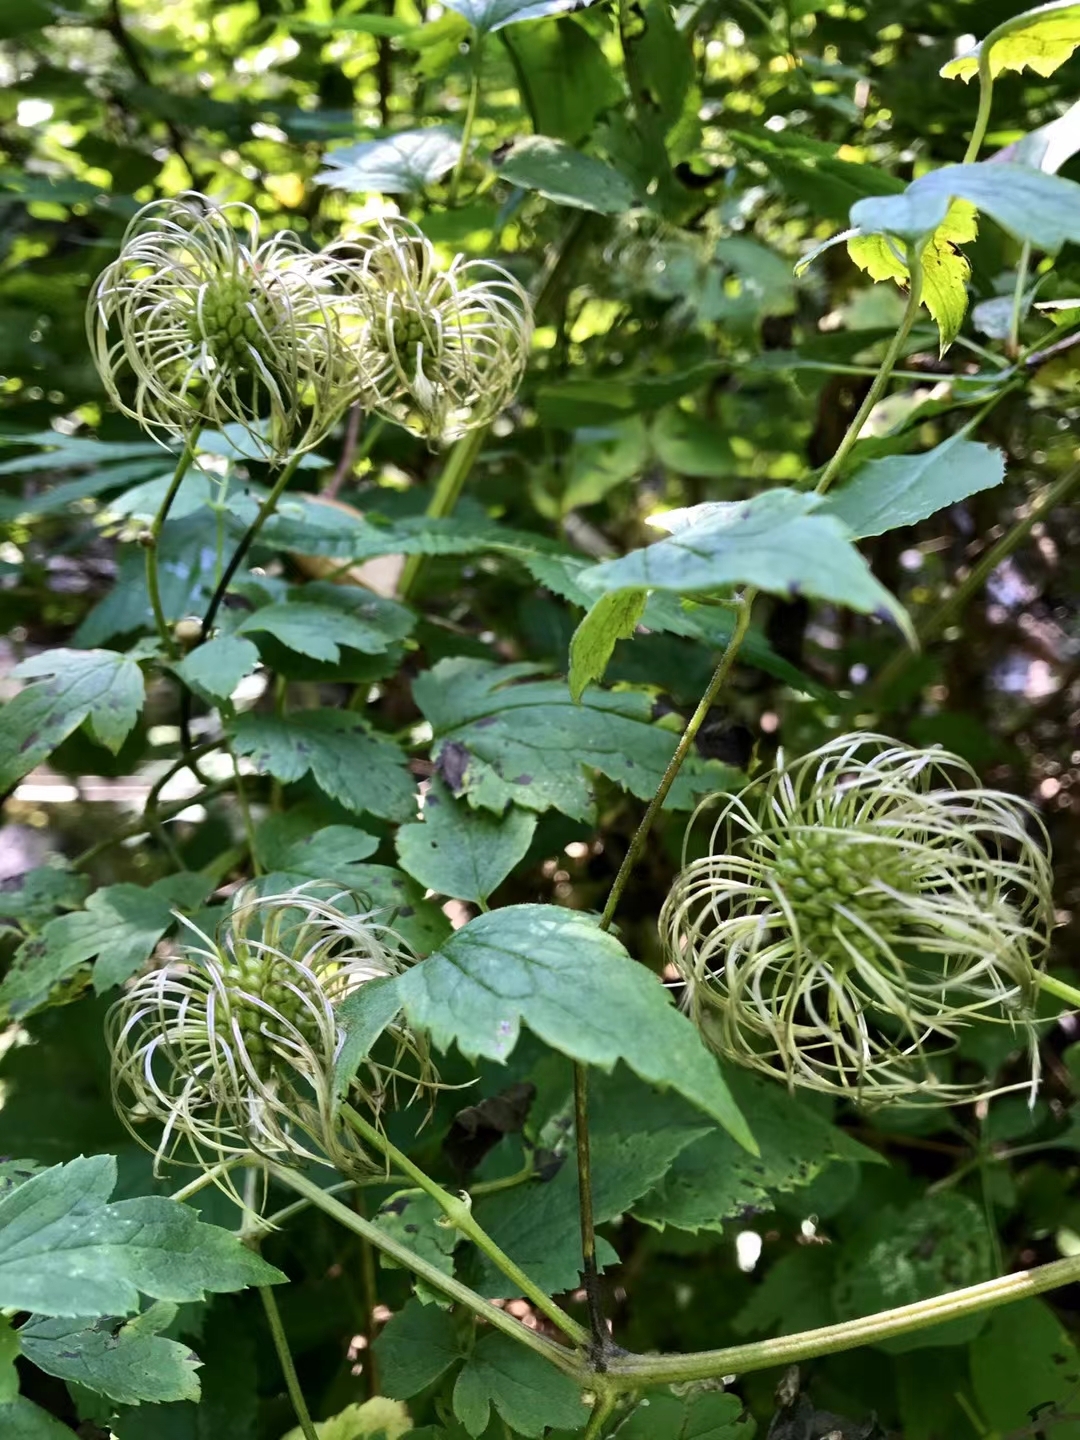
left=395, top=780, right=537, bottom=904
left=444, top=0, right=601, bottom=35
left=0, top=1397, right=77, bottom=1439
left=333, top=975, right=409, bottom=1099
left=822, top=435, right=1007, bottom=539
left=20, top=1304, right=201, bottom=1405
left=236, top=600, right=406, bottom=662
left=970, top=1299, right=1080, bottom=1436
left=0, top=649, right=144, bottom=791
left=452, top=1333, right=587, bottom=1436
left=172, top=636, right=260, bottom=704
left=375, top=1300, right=464, bottom=1398
left=0, top=1155, right=284, bottom=1318
left=230, top=711, right=416, bottom=821
left=282, top=1399, right=413, bottom=1440
left=414, top=658, right=744, bottom=822
left=617, top=1391, right=751, bottom=1440
left=396, top=905, right=754, bottom=1146
left=495, top=137, right=636, bottom=213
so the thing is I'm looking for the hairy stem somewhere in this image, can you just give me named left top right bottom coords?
left=397, top=425, right=488, bottom=599
left=267, top=1163, right=582, bottom=1372
left=146, top=435, right=200, bottom=658
left=582, top=1391, right=619, bottom=1440
left=603, top=1251, right=1080, bottom=1387
left=340, top=1104, right=589, bottom=1346
left=201, top=451, right=304, bottom=639
left=815, top=244, right=925, bottom=496
left=870, top=461, right=1080, bottom=700
left=260, top=1284, right=319, bottom=1440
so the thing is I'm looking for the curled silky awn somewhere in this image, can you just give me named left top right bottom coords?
left=107, top=884, right=437, bottom=1198
left=660, top=733, right=1055, bottom=1105
left=328, top=217, right=533, bottom=444
left=87, top=193, right=366, bottom=460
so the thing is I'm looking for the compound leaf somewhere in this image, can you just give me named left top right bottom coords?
left=316, top=128, right=461, bottom=192
left=19, top=1304, right=201, bottom=1405
left=452, top=1333, right=587, bottom=1437
left=396, top=905, right=754, bottom=1147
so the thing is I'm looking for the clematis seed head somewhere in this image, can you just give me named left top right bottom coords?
left=107, top=884, right=437, bottom=1197
left=660, top=733, right=1055, bottom=1106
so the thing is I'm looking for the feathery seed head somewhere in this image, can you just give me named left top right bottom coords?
left=87, top=193, right=362, bottom=460
left=107, top=885, right=436, bottom=1193
left=661, top=733, right=1055, bottom=1105
left=330, top=217, right=533, bottom=443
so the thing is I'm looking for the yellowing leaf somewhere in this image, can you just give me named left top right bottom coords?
left=282, top=1398, right=412, bottom=1440
left=942, top=1, right=1080, bottom=82
left=847, top=201, right=976, bottom=353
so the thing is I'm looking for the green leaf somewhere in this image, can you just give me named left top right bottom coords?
left=821, top=435, right=1007, bottom=539
left=617, top=1391, right=751, bottom=1440
left=444, top=0, right=601, bottom=34
left=19, top=1304, right=202, bottom=1405
left=0, top=863, right=89, bottom=931
left=374, top=1190, right=459, bottom=1295
left=577, top=490, right=913, bottom=643
left=0, top=1398, right=78, bottom=1439
left=568, top=590, right=647, bottom=700
left=333, top=975, right=408, bottom=1099
left=396, top=905, right=754, bottom=1147
left=970, top=1299, right=1080, bottom=1436
left=494, top=137, right=636, bottom=213
left=729, top=127, right=904, bottom=223
left=500, top=17, right=623, bottom=145
left=172, top=636, right=260, bottom=704
left=1006, top=97, right=1080, bottom=174
left=236, top=600, right=407, bottom=662
left=632, top=1070, right=875, bottom=1232
left=0, top=1162, right=42, bottom=1200
left=316, top=128, right=461, bottom=192
left=941, top=2, right=1080, bottom=81
left=452, top=1333, right=587, bottom=1437
left=0, top=1315, right=18, bottom=1403
left=321, top=864, right=452, bottom=957
left=255, top=818, right=380, bottom=885
left=395, top=780, right=537, bottom=904
left=0, top=1155, right=284, bottom=1318
left=230, top=711, right=416, bottom=821
left=732, top=1247, right=837, bottom=1339
left=282, top=1398, right=413, bottom=1440
left=0, top=875, right=206, bottom=1018
left=471, top=1066, right=710, bottom=1296
left=0, top=649, right=144, bottom=790
left=832, top=1193, right=992, bottom=1352
left=850, top=162, right=1080, bottom=252
left=414, top=659, right=743, bottom=822
left=374, top=1299, right=464, bottom=1398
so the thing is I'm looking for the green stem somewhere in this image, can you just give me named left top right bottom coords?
left=1009, top=241, right=1032, bottom=356
left=964, top=50, right=994, bottom=164
left=231, top=747, right=261, bottom=875
left=260, top=1284, right=319, bottom=1440
left=449, top=40, right=482, bottom=205
left=815, top=245, right=925, bottom=496
left=870, top=460, right=1080, bottom=699
left=602, top=1252, right=1080, bottom=1388
left=582, top=1392, right=619, bottom=1440
left=266, top=1162, right=582, bottom=1372
left=340, top=1104, right=589, bottom=1346
left=1038, top=972, right=1080, bottom=1012
left=146, top=434, right=200, bottom=658
left=201, top=451, right=304, bottom=639
left=573, top=1062, right=606, bottom=1359
left=397, top=425, right=488, bottom=600
left=599, top=592, right=756, bottom=930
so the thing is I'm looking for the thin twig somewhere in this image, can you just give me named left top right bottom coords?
left=260, top=1285, right=319, bottom=1440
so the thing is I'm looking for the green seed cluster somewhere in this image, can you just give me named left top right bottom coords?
left=376, top=295, right=433, bottom=364
left=191, top=275, right=272, bottom=367
left=770, top=829, right=900, bottom=962
left=214, top=943, right=323, bottom=1073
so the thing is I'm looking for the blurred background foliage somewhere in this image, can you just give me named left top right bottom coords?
left=5, top=0, right=1080, bottom=1436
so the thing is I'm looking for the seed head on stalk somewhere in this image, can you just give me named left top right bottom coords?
left=330, top=216, right=533, bottom=443
left=660, top=733, right=1055, bottom=1105
left=87, top=193, right=364, bottom=460
left=107, top=885, right=436, bottom=1198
